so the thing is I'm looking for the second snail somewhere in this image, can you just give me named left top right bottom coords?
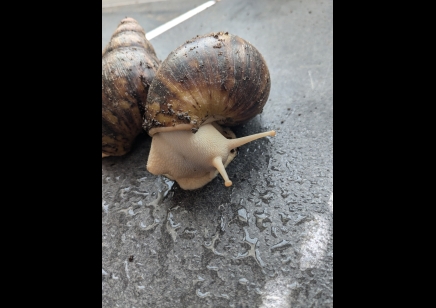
left=143, top=32, right=276, bottom=190
left=102, top=18, right=160, bottom=158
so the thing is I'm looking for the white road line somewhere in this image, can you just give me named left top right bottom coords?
left=102, top=0, right=166, bottom=9
left=146, top=1, right=216, bottom=40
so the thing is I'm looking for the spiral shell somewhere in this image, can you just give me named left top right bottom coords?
left=143, top=32, right=271, bottom=136
left=102, top=17, right=161, bottom=157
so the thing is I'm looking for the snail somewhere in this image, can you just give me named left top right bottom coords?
left=102, top=17, right=161, bottom=157
left=143, top=32, right=276, bottom=190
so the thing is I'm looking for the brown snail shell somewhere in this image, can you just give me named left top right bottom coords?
left=143, top=32, right=275, bottom=190
left=143, top=32, right=271, bottom=135
left=102, top=17, right=161, bottom=158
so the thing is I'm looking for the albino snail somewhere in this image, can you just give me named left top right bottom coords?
left=102, top=18, right=160, bottom=157
left=143, top=32, right=276, bottom=190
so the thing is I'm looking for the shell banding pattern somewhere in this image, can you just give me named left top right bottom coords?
left=102, top=18, right=161, bottom=157
left=143, top=32, right=271, bottom=136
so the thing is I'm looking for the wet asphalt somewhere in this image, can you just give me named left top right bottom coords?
left=102, top=0, right=333, bottom=307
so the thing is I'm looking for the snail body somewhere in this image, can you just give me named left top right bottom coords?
left=102, top=17, right=160, bottom=157
left=144, top=32, right=275, bottom=190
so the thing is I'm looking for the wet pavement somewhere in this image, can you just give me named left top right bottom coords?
left=102, top=0, right=333, bottom=307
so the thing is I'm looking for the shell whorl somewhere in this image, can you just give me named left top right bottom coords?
left=102, top=17, right=161, bottom=157
left=143, top=32, right=271, bottom=136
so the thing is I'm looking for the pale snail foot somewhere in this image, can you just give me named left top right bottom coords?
left=146, top=123, right=276, bottom=190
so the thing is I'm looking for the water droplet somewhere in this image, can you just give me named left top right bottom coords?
left=233, top=227, right=266, bottom=267
left=131, top=190, right=149, bottom=197
left=166, top=212, right=181, bottom=242
left=193, top=276, right=205, bottom=284
left=203, top=233, right=224, bottom=256
left=162, top=177, right=175, bottom=198
left=119, top=186, right=132, bottom=199
left=282, top=256, right=292, bottom=264
left=220, top=215, right=226, bottom=232
left=237, top=208, right=248, bottom=223
left=196, top=289, right=211, bottom=298
left=287, top=282, right=300, bottom=289
left=260, top=191, right=274, bottom=203
left=117, top=206, right=136, bottom=216
left=266, top=177, right=276, bottom=188
left=140, top=218, right=160, bottom=231
left=294, top=214, right=312, bottom=225
left=280, top=187, right=290, bottom=198
left=271, top=226, right=278, bottom=238
left=279, top=212, right=292, bottom=224
left=167, top=212, right=181, bottom=228
left=271, top=240, right=292, bottom=252
left=207, top=265, right=219, bottom=271
left=285, top=161, right=293, bottom=172
left=254, top=209, right=272, bottom=231
left=181, top=227, right=197, bottom=239
left=102, top=200, right=109, bottom=213
left=217, top=293, right=230, bottom=299
left=147, top=177, right=171, bottom=207
left=239, top=277, right=249, bottom=285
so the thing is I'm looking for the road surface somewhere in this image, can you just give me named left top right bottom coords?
left=102, top=0, right=333, bottom=307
